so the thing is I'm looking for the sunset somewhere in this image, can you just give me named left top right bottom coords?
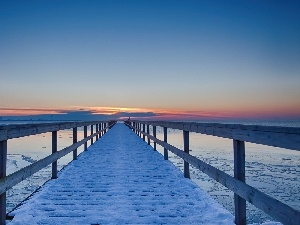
left=1, top=0, right=299, bottom=120
left=0, top=1, right=299, bottom=225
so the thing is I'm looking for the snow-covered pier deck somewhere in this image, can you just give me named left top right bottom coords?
left=8, top=123, right=234, bottom=224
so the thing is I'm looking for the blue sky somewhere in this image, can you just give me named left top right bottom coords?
left=1, top=0, right=300, bottom=118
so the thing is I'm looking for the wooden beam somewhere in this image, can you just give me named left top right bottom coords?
left=234, top=140, right=246, bottom=225
left=129, top=120, right=300, bottom=151
left=0, top=121, right=109, bottom=141
left=164, top=127, right=168, bottom=160
left=183, top=131, right=190, bottom=178
left=73, top=128, right=77, bottom=160
left=142, top=124, right=145, bottom=141
left=51, top=131, right=58, bottom=179
left=84, top=126, right=87, bottom=151
left=153, top=126, right=156, bottom=151
left=99, top=123, right=102, bottom=137
left=147, top=125, right=150, bottom=145
left=0, top=140, right=7, bottom=225
left=91, top=125, right=93, bottom=145
left=96, top=124, right=99, bottom=141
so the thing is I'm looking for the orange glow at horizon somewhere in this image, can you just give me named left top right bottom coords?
left=0, top=106, right=299, bottom=119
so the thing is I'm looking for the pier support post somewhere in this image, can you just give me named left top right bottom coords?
left=234, top=140, right=246, bottom=225
left=147, top=125, right=150, bottom=145
left=153, top=126, right=156, bottom=151
left=52, top=131, right=58, bottom=179
left=164, top=127, right=168, bottom=160
left=84, top=126, right=87, bottom=151
left=142, top=124, right=145, bottom=141
left=183, top=131, right=190, bottom=178
left=73, top=128, right=77, bottom=160
left=0, top=140, right=7, bottom=225
left=91, top=125, right=93, bottom=145
left=96, top=124, right=98, bottom=141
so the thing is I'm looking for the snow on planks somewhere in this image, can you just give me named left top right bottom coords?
left=9, top=123, right=234, bottom=225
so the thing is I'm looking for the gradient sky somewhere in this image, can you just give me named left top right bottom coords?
left=1, top=0, right=300, bottom=118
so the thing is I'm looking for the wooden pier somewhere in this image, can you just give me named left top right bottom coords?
left=0, top=121, right=300, bottom=224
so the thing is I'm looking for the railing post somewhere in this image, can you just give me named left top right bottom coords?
left=73, top=127, right=77, bottom=160
left=183, top=130, right=190, bottom=178
left=140, top=123, right=142, bottom=137
left=164, top=127, right=168, bottom=160
left=153, top=126, right=156, bottom=151
left=91, top=125, right=93, bottom=145
left=139, top=123, right=141, bottom=137
left=136, top=122, right=138, bottom=135
left=234, top=140, right=246, bottom=225
left=147, top=124, right=150, bottom=145
left=0, top=140, right=7, bottom=225
left=96, top=124, right=98, bottom=141
left=99, top=123, right=102, bottom=137
left=84, top=126, right=87, bottom=151
left=51, top=131, right=57, bottom=179
left=98, top=123, right=101, bottom=138
left=142, top=124, right=145, bottom=141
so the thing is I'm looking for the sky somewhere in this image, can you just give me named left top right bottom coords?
left=1, top=0, right=300, bottom=120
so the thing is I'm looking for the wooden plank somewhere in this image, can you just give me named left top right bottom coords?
left=164, top=127, right=168, bottom=160
left=51, top=131, right=58, bottom=179
left=0, top=121, right=112, bottom=141
left=99, top=123, right=102, bottom=137
left=91, top=125, right=93, bottom=145
left=143, top=124, right=145, bottom=141
left=153, top=126, right=156, bottom=151
left=0, top=140, right=7, bottom=225
left=73, top=128, right=77, bottom=160
left=234, top=140, right=246, bottom=225
left=136, top=129, right=300, bottom=225
left=84, top=126, right=87, bottom=151
left=183, top=131, right=190, bottom=178
left=130, top=120, right=300, bottom=151
left=96, top=124, right=99, bottom=141
left=147, top=125, right=150, bottom=145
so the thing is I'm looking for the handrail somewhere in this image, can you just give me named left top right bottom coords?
left=126, top=120, right=300, bottom=225
left=0, top=120, right=116, bottom=224
left=129, top=120, right=300, bottom=151
left=0, top=121, right=111, bottom=141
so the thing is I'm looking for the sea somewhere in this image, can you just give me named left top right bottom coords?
left=1, top=119, right=299, bottom=224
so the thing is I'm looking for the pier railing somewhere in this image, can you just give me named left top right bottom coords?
left=0, top=120, right=116, bottom=224
left=125, top=120, right=300, bottom=225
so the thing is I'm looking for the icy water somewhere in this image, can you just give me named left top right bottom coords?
left=2, top=119, right=300, bottom=224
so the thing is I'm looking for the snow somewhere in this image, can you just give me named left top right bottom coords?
left=8, top=123, right=278, bottom=224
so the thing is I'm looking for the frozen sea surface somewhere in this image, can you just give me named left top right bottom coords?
left=9, top=123, right=236, bottom=224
